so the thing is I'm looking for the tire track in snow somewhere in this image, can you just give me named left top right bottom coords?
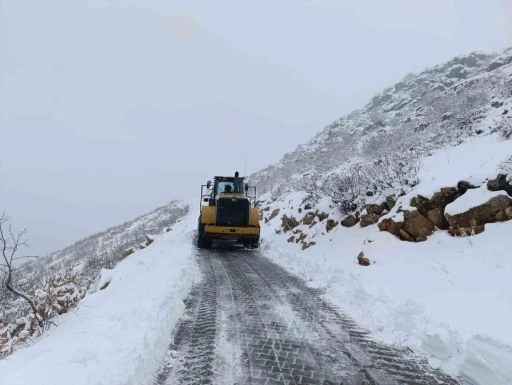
left=154, top=247, right=463, bottom=385
left=154, top=252, right=219, bottom=385
left=236, top=250, right=463, bottom=385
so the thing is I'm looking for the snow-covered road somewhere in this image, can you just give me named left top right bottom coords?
left=155, top=247, right=462, bottom=385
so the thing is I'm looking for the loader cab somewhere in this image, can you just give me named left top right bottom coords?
left=215, top=177, right=244, bottom=197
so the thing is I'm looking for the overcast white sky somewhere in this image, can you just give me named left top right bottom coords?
left=0, top=0, right=510, bottom=255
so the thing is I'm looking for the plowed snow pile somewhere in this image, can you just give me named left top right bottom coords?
left=260, top=134, right=512, bottom=385
left=0, top=205, right=200, bottom=385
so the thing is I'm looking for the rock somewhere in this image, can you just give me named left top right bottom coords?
left=325, top=219, right=338, bottom=232
left=410, top=195, right=430, bottom=212
left=302, top=241, right=316, bottom=250
left=341, top=215, right=358, bottom=228
left=445, top=195, right=512, bottom=228
left=495, top=210, right=507, bottom=222
left=398, top=229, right=415, bottom=242
left=302, top=212, right=316, bottom=226
left=448, top=225, right=485, bottom=237
left=357, top=251, right=370, bottom=266
left=269, top=208, right=280, bottom=221
left=457, top=181, right=478, bottom=195
left=304, top=203, right=312, bottom=210
left=145, top=235, right=154, bottom=247
left=401, top=211, right=435, bottom=241
left=317, top=212, right=329, bottom=222
left=426, top=208, right=448, bottom=229
left=491, top=101, right=504, bottom=108
left=507, top=206, right=512, bottom=220
left=281, top=215, right=300, bottom=232
left=287, top=235, right=295, bottom=243
left=487, top=174, right=512, bottom=196
left=360, top=214, right=380, bottom=228
left=296, top=233, right=307, bottom=244
left=385, top=195, right=396, bottom=210
left=378, top=216, right=403, bottom=236
left=365, top=203, right=386, bottom=216
left=409, top=188, right=459, bottom=229
left=379, top=211, right=431, bottom=242
left=122, top=247, right=135, bottom=258
left=366, top=191, right=374, bottom=197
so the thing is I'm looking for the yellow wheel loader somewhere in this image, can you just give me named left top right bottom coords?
left=197, top=172, right=260, bottom=249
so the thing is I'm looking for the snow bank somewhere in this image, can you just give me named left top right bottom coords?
left=0, top=203, right=200, bottom=385
left=445, top=186, right=509, bottom=216
left=259, top=134, right=512, bottom=385
left=413, top=134, right=512, bottom=198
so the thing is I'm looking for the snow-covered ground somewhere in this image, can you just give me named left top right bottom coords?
left=0, top=203, right=200, bottom=385
left=259, top=134, right=512, bottom=385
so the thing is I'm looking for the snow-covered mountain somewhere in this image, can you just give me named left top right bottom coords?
left=250, top=47, right=512, bottom=202
left=250, top=47, right=512, bottom=385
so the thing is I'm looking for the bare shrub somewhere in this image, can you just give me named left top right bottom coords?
left=270, top=182, right=287, bottom=200
left=497, top=118, right=512, bottom=139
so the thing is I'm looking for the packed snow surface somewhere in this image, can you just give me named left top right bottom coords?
left=0, top=205, right=200, bottom=385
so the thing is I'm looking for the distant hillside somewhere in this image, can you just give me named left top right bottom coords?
left=1, top=199, right=189, bottom=356
left=250, top=47, right=512, bottom=202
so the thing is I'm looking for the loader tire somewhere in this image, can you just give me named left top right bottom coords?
left=197, top=223, right=212, bottom=249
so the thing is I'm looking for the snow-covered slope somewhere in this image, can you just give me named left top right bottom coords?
left=0, top=205, right=200, bottom=385
left=250, top=47, right=512, bottom=197
left=257, top=134, right=512, bottom=384
left=1, top=199, right=190, bottom=357
left=250, top=47, right=512, bottom=385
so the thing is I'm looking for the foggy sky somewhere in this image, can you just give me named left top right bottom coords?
left=0, top=0, right=510, bottom=256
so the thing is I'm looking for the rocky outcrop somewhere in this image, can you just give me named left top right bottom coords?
left=365, top=203, right=387, bottom=216
left=360, top=214, right=380, bottom=228
left=385, top=195, right=396, bottom=210
left=378, top=215, right=404, bottom=236
left=269, top=208, right=280, bottom=221
left=445, top=195, right=512, bottom=228
left=325, top=219, right=338, bottom=232
left=410, top=187, right=459, bottom=230
left=123, top=247, right=135, bottom=257
left=487, top=174, right=512, bottom=196
left=341, top=215, right=358, bottom=228
left=378, top=210, right=435, bottom=242
left=401, top=211, right=436, bottom=242
left=302, top=212, right=316, bottom=226
left=302, top=241, right=316, bottom=250
left=281, top=215, right=300, bottom=232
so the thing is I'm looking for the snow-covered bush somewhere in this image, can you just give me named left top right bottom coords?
left=270, top=182, right=287, bottom=200
left=497, top=118, right=512, bottom=139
